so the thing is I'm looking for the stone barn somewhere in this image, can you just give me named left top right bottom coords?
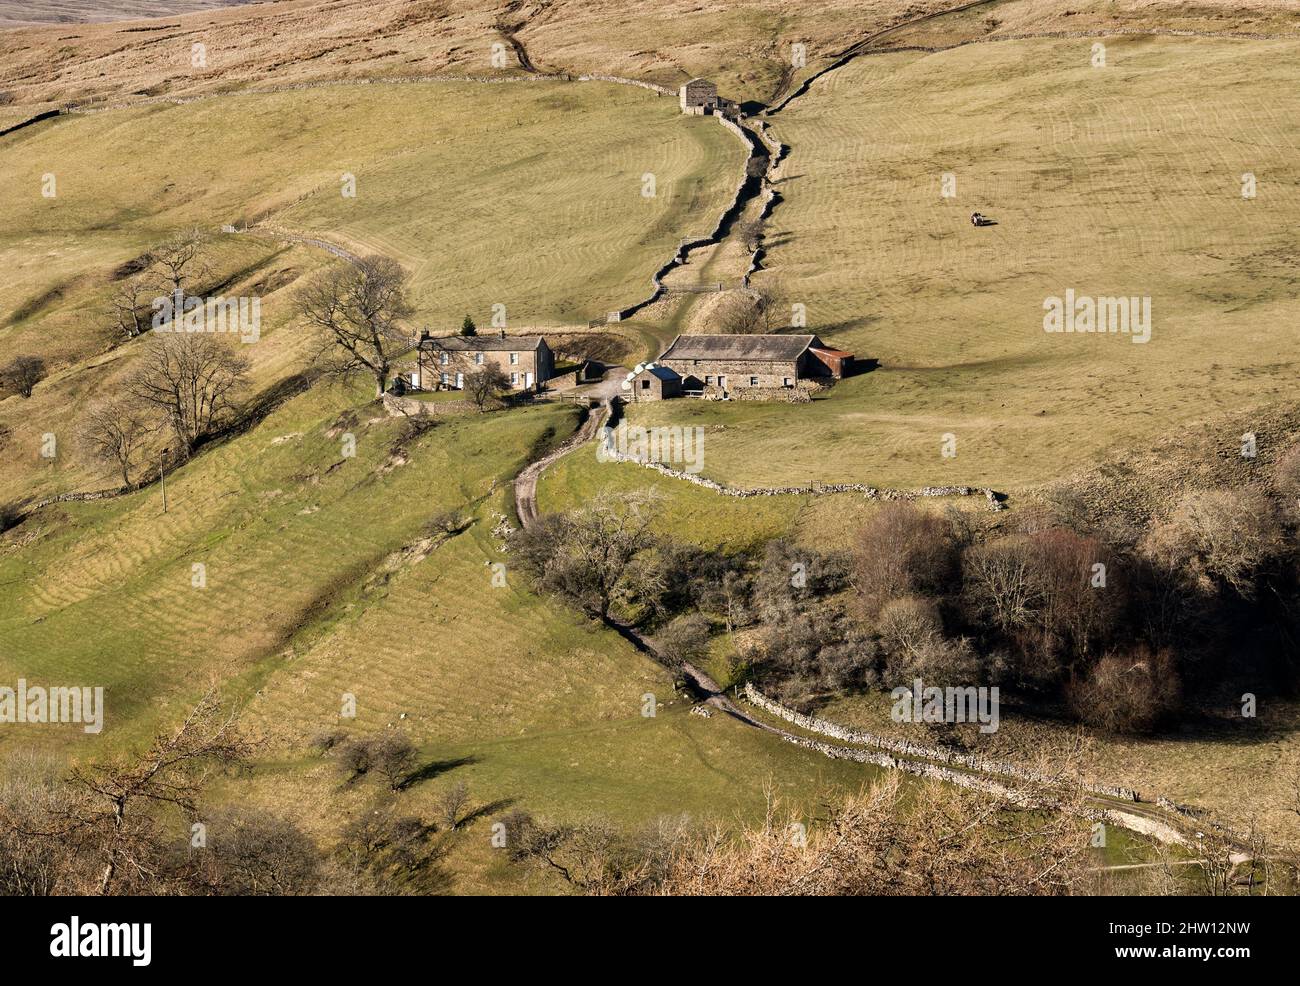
left=679, top=78, right=717, bottom=112
left=679, top=78, right=740, bottom=117
left=625, top=364, right=682, bottom=402
left=657, top=334, right=852, bottom=398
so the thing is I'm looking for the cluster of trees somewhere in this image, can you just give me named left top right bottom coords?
left=516, top=462, right=1300, bottom=736
left=80, top=333, right=251, bottom=487
left=848, top=479, right=1300, bottom=733
left=497, top=767, right=1103, bottom=895
left=109, top=228, right=212, bottom=341
left=75, top=230, right=252, bottom=486
left=0, top=697, right=475, bottom=896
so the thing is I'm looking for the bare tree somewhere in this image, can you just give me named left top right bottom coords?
left=645, top=758, right=1093, bottom=896
left=129, top=333, right=249, bottom=455
left=513, top=490, right=663, bottom=621
left=80, top=396, right=155, bottom=487
left=110, top=274, right=155, bottom=340
left=656, top=613, right=711, bottom=670
left=464, top=364, right=511, bottom=411
left=0, top=691, right=254, bottom=895
left=373, top=733, right=417, bottom=792
left=717, top=279, right=788, bottom=335
left=1067, top=645, right=1181, bottom=734
left=1142, top=489, right=1283, bottom=598
left=151, top=227, right=212, bottom=299
left=853, top=502, right=958, bottom=618
left=194, top=807, right=322, bottom=896
left=438, top=781, right=471, bottom=830
left=734, top=217, right=764, bottom=253
left=298, top=255, right=413, bottom=397
left=1, top=355, right=46, bottom=398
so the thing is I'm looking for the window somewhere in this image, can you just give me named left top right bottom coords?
left=439, top=352, right=449, bottom=366
left=783, top=377, right=793, bottom=387
left=509, top=352, right=519, bottom=365
left=705, top=375, right=713, bottom=385
left=749, top=376, right=759, bottom=386
left=440, top=372, right=449, bottom=385
left=474, top=353, right=484, bottom=365
left=510, top=372, right=519, bottom=385
left=641, top=379, right=650, bottom=389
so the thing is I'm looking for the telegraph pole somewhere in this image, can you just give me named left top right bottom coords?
left=159, top=447, right=169, bottom=514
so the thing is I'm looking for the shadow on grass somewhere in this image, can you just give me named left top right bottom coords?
left=400, top=754, right=479, bottom=790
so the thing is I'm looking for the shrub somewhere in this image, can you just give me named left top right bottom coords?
left=656, top=613, right=712, bottom=669
left=1142, top=489, right=1283, bottom=598
left=853, top=503, right=958, bottom=618
left=1067, top=646, right=1181, bottom=734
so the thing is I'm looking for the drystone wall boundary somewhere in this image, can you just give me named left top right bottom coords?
left=743, top=683, right=1138, bottom=801
left=598, top=445, right=1006, bottom=509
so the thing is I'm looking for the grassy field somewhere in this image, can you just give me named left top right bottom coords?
left=0, top=78, right=742, bottom=504
left=9, top=4, right=1297, bottom=890
left=815, top=687, right=1300, bottom=847
left=630, top=36, right=1300, bottom=493
left=0, top=376, right=874, bottom=890
left=0, top=80, right=741, bottom=327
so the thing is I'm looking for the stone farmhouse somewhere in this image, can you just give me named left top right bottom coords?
left=415, top=330, right=555, bottom=393
left=656, top=334, right=853, bottom=399
left=679, top=78, right=740, bottom=118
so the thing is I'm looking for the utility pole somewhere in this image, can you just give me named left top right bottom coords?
left=159, top=447, right=169, bottom=514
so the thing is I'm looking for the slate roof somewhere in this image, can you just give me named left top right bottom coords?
left=638, top=366, right=681, bottom=381
left=659, top=334, right=820, bottom=362
left=421, top=335, right=545, bottom=352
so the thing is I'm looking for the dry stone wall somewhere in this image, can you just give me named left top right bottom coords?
left=599, top=445, right=1006, bottom=510
left=743, top=683, right=1139, bottom=802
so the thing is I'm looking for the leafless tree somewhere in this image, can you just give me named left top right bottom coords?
left=80, top=396, right=155, bottom=487
left=853, top=502, right=958, bottom=619
left=464, top=364, right=511, bottom=411
left=193, top=807, right=322, bottom=895
left=110, top=274, right=155, bottom=340
left=298, top=255, right=413, bottom=397
left=1067, top=645, right=1181, bottom=734
left=1, top=355, right=46, bottom=398
left=642, top=755, right=1093, bottom=896
left=656, top=613, right=711, bottom=670
left=129, top=333, right=249, bottom=454
left=1142, top=489, right=1284, bottom=598
left=513, top=490, right=663, bottom=621
left=0, top=691, right=255, bottom=895
left=151, top=227, right=212, bottom=299
left=438, top=781, right=471, bottom=830
left=373, top=733, right=417, bottom=792
left=734, top=217, right=765, bottom=253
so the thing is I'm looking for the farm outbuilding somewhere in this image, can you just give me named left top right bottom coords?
left=678, top=78, right=740, bottom=117
left=625, top=364, right=682, bottom=401
left=656, top=333, right=852, bottom=397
